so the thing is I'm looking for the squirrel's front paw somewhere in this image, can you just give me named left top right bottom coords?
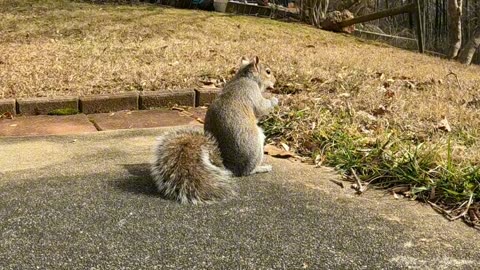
left=270, top=97, right=279, bottom=107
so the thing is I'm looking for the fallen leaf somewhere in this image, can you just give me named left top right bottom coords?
left=391, top=186, right=410, bottom=194
left=384, top=88, right=395, bottom=98
left=435, top=116, right=451, bottom=132
left=383, top=79, right=395, bottom=88
left=200, top=84, right=218, bottom=89
left=280, top=142, right=290, bottom=152
left=393, top=75, right=412, bottom=80
left=1, top=112, right=12, bottom=120
left=372, top=105, right=388, bottom=116
left=172, top=106, right=186, bottom=112
left=466, top=98, right=480, bottom=109
left=199, top=77, right=225, bottom=88
left=405, top=80, right=416, bottom=89
left=309, top=77, right=324, bottom=83
left=199, top=78, right=217, bottom=85
left=393, top=193, right=403, bottom=199
left=374, top=72, right=385, bottom=80
left=359, top=125, right=372, bottom=134
left=356, top=110, right=377, bottom=122
left=264, top=144, right=296, bottom=159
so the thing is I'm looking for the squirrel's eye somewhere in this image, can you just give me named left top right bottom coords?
left=266, top=69, right=271, bottom=75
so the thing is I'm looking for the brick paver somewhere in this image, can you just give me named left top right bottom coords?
left=0, top=114, right=97, bottom=137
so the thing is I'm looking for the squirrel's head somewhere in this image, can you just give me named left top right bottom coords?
left=237, top=56, right=276, bottom=91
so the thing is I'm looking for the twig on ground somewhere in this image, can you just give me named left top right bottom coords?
left=427, top=201, right=449, bottom=214
left=172, top=106, right=205, bottom=124
left=446, top=193, right=474, bottom=221
left=467, top=207, right=480, bottom=226
left=350, top=168, right=367, bottom=193
left=330, top=179, right=345, bottom=188
left=171, top=106, right=186, bottom=112
left=446, top=70, right=463, bottom=91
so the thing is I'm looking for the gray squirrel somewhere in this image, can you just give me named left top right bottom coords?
left=151, top=56, right=278, bottom=204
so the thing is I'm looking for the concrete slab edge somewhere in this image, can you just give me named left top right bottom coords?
left=0, top=89, right=222, bottom=116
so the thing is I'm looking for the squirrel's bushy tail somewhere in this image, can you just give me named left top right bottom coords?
left=151, top=127, right=235, bottom=204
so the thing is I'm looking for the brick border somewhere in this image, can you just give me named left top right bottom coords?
left=0, top=99, right=16, bottom=115
left=140, top=90, right=195, bottom=109
left=17, top=97, right=78, bottom=115
left=80, top=92, right=139, bottom=114
left=0, top=89, right=222, bottom=116
left=194, top=88, right=222, bottom=106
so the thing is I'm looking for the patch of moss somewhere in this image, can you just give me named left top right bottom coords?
left=47, top=108, right=79, bottom=115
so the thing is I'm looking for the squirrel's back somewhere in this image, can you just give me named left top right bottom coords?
left=151, top=127, right=235, bottom=204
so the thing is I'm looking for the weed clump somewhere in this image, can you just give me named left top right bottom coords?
left=261, top=92, right=480, bottom=228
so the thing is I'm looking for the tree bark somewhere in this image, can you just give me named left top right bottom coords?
left=448, top=0, right=463, bottom=58
left=457, top=27, right=480, bottom=64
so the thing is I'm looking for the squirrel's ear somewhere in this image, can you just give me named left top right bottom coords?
left=253, top=56, right=260, bottom=71
left=240, top=56, right=250, bottom=67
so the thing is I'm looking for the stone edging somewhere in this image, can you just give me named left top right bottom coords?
left=0, top=88, right=221, bottom=116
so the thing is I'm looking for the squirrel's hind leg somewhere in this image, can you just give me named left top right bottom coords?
left=247, top=126, right=273, bottom=175
left=250, top=164, right=273, bottom=174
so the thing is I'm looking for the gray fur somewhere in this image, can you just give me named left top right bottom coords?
left=150, top=56, right=277, bottom=204
left=151, top=126, right=235, bottom=204
left=204, top=58, right=277, bottom=177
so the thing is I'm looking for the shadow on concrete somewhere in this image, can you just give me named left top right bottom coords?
left=115, top=163, right=159, bottom=197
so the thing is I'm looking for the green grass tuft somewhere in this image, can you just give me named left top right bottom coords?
left=261, top=103, right=480, bottom=228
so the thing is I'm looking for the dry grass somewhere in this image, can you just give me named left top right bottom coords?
left=2, top=1, right=478, bottom=98
left=1, top=0, right=480, bottom=226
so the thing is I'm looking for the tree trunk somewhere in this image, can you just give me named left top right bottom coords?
left=457, top=27, right=480, bottom=64
left=297, top=0, right=329, bottom=27
left=448, top=0, right=463, bottom=58
left=312, top=0, right=329, bottom=26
